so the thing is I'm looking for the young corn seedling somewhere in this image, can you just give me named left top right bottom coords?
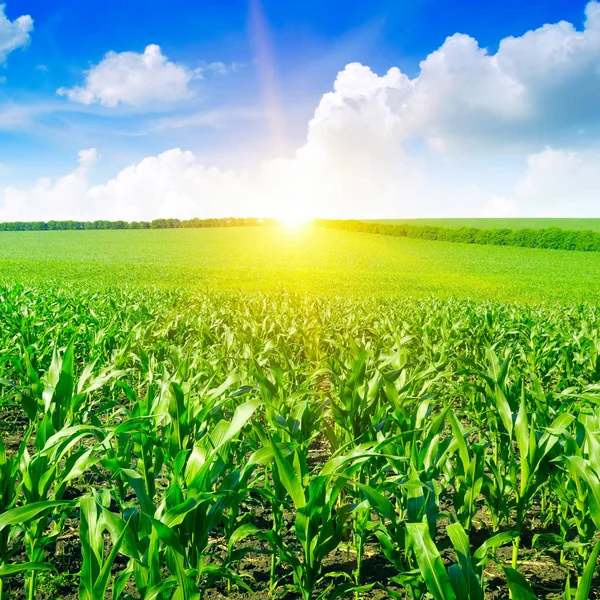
left=115, top=397, right=263, bottom=598
left=78, top=490, right=139, bottom=600
left=447, top=411, right=486, bottom=532
left=0, top=499, right=73, bottom=600
left=475, top=350, right=574, bottom=564
left=407, top=521, right=516, bottom=600
left=4, top=341, right=122, bottom=448
left=560, top=418, right=600, bottom=587
left=356, top=463, right=434, bottom=599
left=261, top=436, right=375, bottom=600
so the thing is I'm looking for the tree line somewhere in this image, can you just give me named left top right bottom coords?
left=0, top=217, right=277, bottom=232
left=314, top=219, right=600, bottom=252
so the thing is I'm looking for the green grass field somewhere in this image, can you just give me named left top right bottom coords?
left=3, top=224, right=600, bottom=600
left=371, top=218, right=600, bottom=231
left=1, top=225, right=600, bottom=303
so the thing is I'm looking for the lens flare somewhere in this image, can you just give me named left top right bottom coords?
left=248, top=0, right=286, bottom=155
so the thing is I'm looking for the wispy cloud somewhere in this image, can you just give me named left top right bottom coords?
left=201, top=61, right=245, bottom=75
left=145, top=106, right=264, bottom=133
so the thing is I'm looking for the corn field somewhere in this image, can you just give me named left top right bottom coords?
left=1, top=284, right=600, bottom=599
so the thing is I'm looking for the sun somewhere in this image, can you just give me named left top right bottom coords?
left=279, top=215, right=310, bottom=227
left=276, top=208, right=313, bottom=227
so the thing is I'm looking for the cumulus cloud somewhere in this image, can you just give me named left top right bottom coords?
left=413, top=1, right=600, bottom=150
left=481, top=196, right=519, bottom=218
left=0, top=149, right=264, bottom=222
left=0, top=144, right=424, bottom=222
left=3, top=144, right=600, bottom=223
left=0, top=4, right=33, bottom=64
left=320, top=0, right=600, bottom=153
left=510, top=148, right=600, bottom=216
left=5, top=2, right=600, bottom=220
left=253, top=63, right=424, bottom=219
left=88, top=149, right=255, bottom=220
left=57, top=44, right=197, bottom=107
left=0, top=149, right=99, bottom=221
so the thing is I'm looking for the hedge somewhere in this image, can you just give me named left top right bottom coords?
left=0, top=217, right=277, bottom=232
left=314, top=219, right=600, bottom=252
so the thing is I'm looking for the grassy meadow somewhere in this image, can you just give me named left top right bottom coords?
left=2, top=222, right=600, bottom=600
left=1, top=224, right=600, bottom=302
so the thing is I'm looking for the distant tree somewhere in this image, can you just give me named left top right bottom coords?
left=0, top=217, right=277, bottom=233
left=313, top=219, right=600, bottom=254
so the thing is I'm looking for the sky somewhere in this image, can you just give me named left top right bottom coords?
left=0, top=0, right=599, bottom=221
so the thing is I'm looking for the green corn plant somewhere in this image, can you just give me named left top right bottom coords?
left=19, top=427, right=106, bottom=599
left=0, top=500, right=73, bottom=600
left=243, top=419, right=291, bottom=593
left=78, top=490, right=139, bottom=600
left=559, top=421, right=600, bottom=585
left=253, top=368, right=329, bottom=592
left=407, top=521, right=516, bottom=600
left=111, top=382, right=164, bottom=506
left=355, top=484, right=423, bottom=599
left=111, top=397, right=263, bottom=598
left=507, top=387, right=574, bottom=568
left=0, top=435, right=27, bottom=572
left=346, top=498, right=371, bottom=596
left=327, top=349, right=386, bottom=448
left=260, top=437, right=375, bottom=600
left=3, top=341, right=123, bottom=449
left=473, top=350, right=575, bottom=564
left=446, top=411, right=486, bottom=532
left=344, top=460, right=432, bottom=600
left=379, top=398, right=453, bottom=483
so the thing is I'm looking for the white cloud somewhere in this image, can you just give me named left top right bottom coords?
left=253, top=62, right=424, bottom=219
left=203, top=61, right=243, bottom=75
left=0, top=4, right=33, bottom=64
left=57, top=44, right=197, bottom=107
left=88, top=149, right=254, bottom=220
left=0, top=149, right=98, bottom=221
left=510, top=148, right=600, bottom=216
left=267, top=0, right=600, bottom=155
left=329, top=0, right=600, bottom=153
left=77, top=148, right=99, bottom=169
left=481, top=196, right=519, bottom=218
left=3, top=144, right=599, bottom=223
left=425, top=1, right=600, bottom=149
left=5, top=2, right=600, bottom=221
left=0, top=148, right=249, bottom=222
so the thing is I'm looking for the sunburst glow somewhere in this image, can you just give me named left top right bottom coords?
left=275, top=204, right=313, bottom=227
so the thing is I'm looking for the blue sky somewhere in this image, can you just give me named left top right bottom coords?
left=1, top=0, right=599, bottom=220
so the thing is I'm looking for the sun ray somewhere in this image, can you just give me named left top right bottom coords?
left=248, top=0, right=287, bottom=155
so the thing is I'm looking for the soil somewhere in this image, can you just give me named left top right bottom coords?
left=1, top=402, right=599, bottom=600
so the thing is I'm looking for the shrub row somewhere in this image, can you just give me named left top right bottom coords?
left=314, top=219, right=600, bottom=252
left=0, top=217, right=276, bottom=232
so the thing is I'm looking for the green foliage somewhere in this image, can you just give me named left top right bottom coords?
left=0, top=217, right=276, bottom=231
left=0, top=286, right=600, bottom=599
left=316, top=218, right=600, bottom=252
left=371, top=217, right=600, bottom=232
